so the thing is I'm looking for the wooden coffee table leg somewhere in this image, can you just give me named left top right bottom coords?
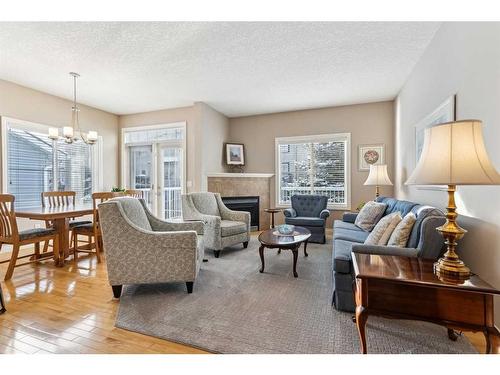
left=259, top=245, right=265, bottom=273
left=292, top=246, right=298, bottom=278
left=303, top=240, right=308, bottom=257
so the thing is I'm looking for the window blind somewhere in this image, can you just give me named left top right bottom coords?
left=6, top=122, right=95, bottom=209
left=276, top=135, right=349, bottom=208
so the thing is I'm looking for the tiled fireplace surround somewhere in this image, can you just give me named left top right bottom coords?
left=207, top=173, right=274, bottom=230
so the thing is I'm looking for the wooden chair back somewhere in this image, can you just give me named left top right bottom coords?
left=124, top=189, right=144, bottom=199
left=0, top=194, right=19, bottom=242
left=41, top=191, right=76, bottom=207
left=91, top=192, right=125, bottom=230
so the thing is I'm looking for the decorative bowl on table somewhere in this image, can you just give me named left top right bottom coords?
left=277, top=224, right=295, bottom=235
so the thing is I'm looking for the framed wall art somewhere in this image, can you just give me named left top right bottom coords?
left=225, top=143, right=245, bottom=165
left=358, top=144, right=385, bottom=171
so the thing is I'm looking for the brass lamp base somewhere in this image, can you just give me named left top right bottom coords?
left=434, top=185, right=471, bottom=281
left=434, top=257, right=470, bottom=280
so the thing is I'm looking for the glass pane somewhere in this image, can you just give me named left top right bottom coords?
left=124, top=126, right=184, bottom=144
left=7, top=127, right=54, bottom=209
left=129, top=145, right=153, bottom=207
left=278, top=139, right=346, bottom=206
left=312, top=141, right=346, bottom=204
left=162, top=147, right=182, bottom=219
left=57, top=139, right=92, bottom=203
left=279, top=143, right=311, bottom=205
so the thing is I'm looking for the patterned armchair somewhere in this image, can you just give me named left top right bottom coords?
left=98, top=197, right=204, bottom=297
left=284, top=194, right=330, bottom=243
left=181, top=192, right=250, bottom=258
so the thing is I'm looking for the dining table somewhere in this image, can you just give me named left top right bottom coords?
left=16, top=204, right=94, bottom=265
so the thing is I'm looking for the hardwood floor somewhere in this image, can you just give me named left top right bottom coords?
left=0, top=245, right=490, bottom=354
left=0, top=252, right=208, bottom=354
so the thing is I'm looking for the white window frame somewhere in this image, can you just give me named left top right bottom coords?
left=121, top=122, right=187, bottom=188
left=275, top=132, right=351, bottom=210
left=121, top=122, right=187, bottom=217
left=1, top=116, right=103, bottom=195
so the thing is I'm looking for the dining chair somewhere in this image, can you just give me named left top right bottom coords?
left=40, top=191, right=92, bottom=253
left=72, top=192, right=125, bottom=263
left=124, top=189, right=144, bottom=199
left=0, top=194, right=60, bottom=280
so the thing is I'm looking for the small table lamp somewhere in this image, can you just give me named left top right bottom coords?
left=406, top=120, right=500, bottom=280
left=364, top=164, right=393, bottom=199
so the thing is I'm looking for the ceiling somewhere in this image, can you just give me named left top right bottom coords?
left=0, top=22, right=440, bottom=117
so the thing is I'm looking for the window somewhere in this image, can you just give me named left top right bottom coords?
left=121, top=122, right=186, bottom=220
left=2, top=117, right=101, bottom=209
left=275, top=133, right=351, bottom=209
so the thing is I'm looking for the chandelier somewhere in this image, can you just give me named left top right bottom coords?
left=48, top=72, right=98, bottom=145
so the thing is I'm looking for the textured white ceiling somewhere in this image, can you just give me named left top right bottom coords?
left=0, top=22, right=440, bottom=117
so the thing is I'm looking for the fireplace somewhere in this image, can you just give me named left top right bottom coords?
left=221, top=196, right=260, bottom=231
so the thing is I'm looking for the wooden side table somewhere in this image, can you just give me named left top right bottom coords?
left=352, top=253, right=500, bottom=354
left=264, top=208, right=281, bottom=229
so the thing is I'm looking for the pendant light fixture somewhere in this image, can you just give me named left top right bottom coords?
left=48, top=72, right=98, bottom=145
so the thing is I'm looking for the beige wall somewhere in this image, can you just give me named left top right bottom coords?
left=0, top=79, right=119, bottom=191
left=228, top=101, right=395, bottom=225
left=200, top=103, right=230, bottom=190
left=395, top=22, right=500, bottom=323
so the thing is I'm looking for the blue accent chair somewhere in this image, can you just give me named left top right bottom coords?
left=283, top=194, right=330, bottom=243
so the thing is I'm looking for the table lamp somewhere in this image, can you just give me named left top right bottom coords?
left=405, top=120, right=500, bottom=279
left=364, top=164, right=393, bottom=199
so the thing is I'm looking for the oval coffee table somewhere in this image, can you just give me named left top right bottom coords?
left=257, top=226, right=311, bottom=278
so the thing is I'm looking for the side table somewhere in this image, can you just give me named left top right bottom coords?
left=264, top=208, right=281, bottom=229
left=352, top=253, right=500, bottom=354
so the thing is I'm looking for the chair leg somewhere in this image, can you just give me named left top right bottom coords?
left=42, top=240, right=50, bottom=253
left=186, top=282, right=194, bottom=294
left=112, top=285, right=123, bottom=298
left=214, top=250, right=220, bottom=258
left=243, top=241, right=249, bottom=249
left=5, top=244, right=20, bottom=281
left=95, top=234, right=102, bottom=263
left=52, top=235, right=60, bottom=266
left=73, top=232, right=78, bottom=263
left=34, top=242, right=40, bottom=260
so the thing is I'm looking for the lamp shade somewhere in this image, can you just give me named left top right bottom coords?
left=406, top=120, right=500, bottom=185
left=364, top=164, right=393, bottom=186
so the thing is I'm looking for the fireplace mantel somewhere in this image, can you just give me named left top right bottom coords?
left=206, top=173, right=274, bottom=178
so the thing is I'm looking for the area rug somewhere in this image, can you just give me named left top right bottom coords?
left=115, top=235, right=476, bottom=354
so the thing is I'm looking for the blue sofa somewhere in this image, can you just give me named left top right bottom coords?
left=332, top=197, right=446, bottom=312
left=284, top=195, right=330, bottom=243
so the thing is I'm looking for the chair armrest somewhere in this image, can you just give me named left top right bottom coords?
left=351, top=244, right=420, bottom=258
left=283, top=208, right=297, bottom=218
left=215, top=195, right=250, bottom=226
left=139, top=199, right=204, bottom=234
left=156, top=220, right=204, bottom=235
left=99, top=202, right=201, bottom=285
left=342, top=212, right=358, bottom=223
left=320, top=209, right=330, bottom=219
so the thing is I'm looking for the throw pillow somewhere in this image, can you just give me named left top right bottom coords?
left=364, top=212, right=402, bottom=246
left=388, top=212, right=417, bottom=247
left=354, top=201, right=387, bottom=231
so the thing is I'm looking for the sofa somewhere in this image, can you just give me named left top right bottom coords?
left=181, top=192, right=250, bottom=258
left=98, top=197, right=205, bottom=297
left=284, top=194, right=330, bottom=243
left=332, top=196, right=446, bottom=312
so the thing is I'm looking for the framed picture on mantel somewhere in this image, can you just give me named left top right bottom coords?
left=225, top=143, right=245, bottom=166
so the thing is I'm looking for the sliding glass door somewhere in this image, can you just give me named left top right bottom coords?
left=123, top=123, right=186, bottom=220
